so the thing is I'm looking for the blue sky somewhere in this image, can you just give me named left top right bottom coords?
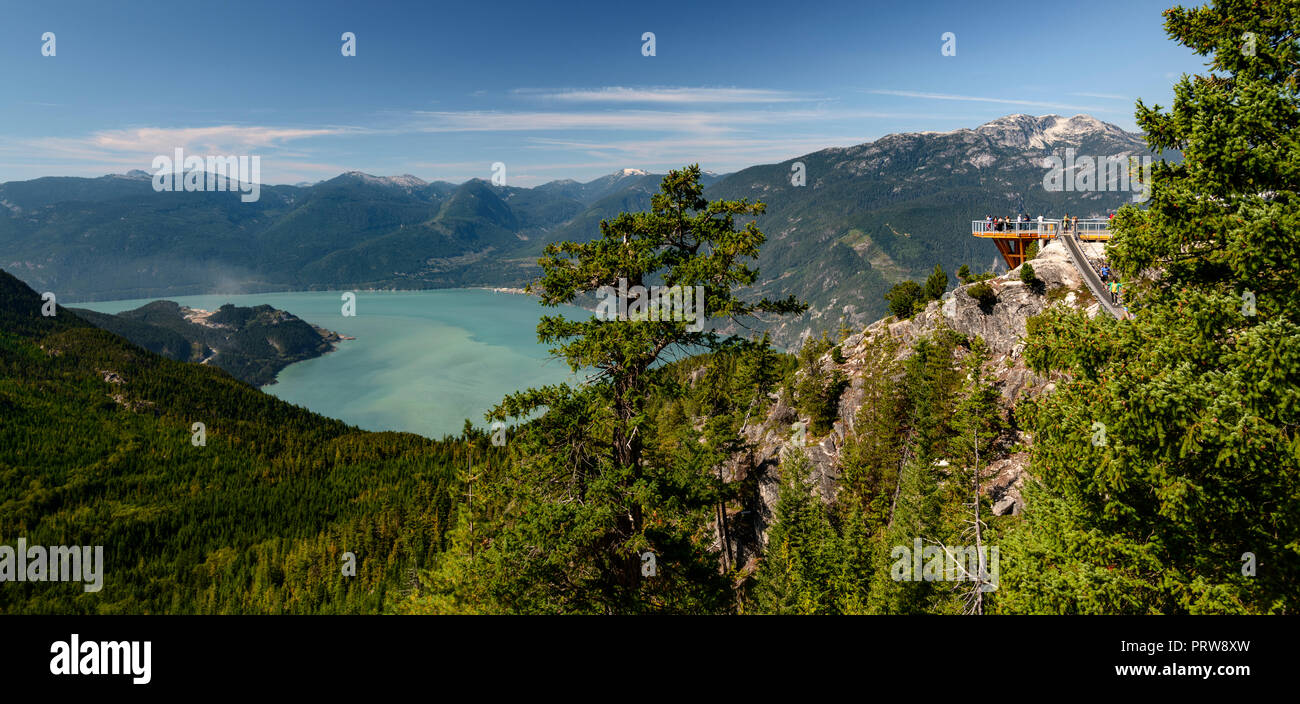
left=0, top=0, right=1206, bottom=186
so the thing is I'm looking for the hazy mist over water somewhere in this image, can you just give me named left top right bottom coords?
left=76, top=289, right=585, bottom=439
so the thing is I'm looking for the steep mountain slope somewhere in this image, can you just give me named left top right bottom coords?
left=703, top=114, right=1157, bottom=347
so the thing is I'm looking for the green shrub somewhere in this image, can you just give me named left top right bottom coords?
left=796, top=367, right=849, bottom=436
left=884, top=280, right=924, bottom=319
left=1019, top=262, right=1037, bottom=284
left=922, top=264, right=948, bottom=301
left=966, top=282, right=997, bottom=306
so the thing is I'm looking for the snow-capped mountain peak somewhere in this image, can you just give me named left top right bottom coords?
left=340, top=171, right=429, bottom=189
left=971, top=113, right=1132, bottom=149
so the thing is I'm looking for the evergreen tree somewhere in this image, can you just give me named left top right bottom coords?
left=923, top=264, right=949, bottom=302
left=833, top=334, right=906, bottom=612
left=885, top=280, right=924, bottom=319
left=946, top=337, right=1003, bottom=613
left=468, top=165, right=804, bottom=613
left=748, top=451, right=842, bottom=614
left=837, top=335, right=907, bottom=535
left=1019, top=262, right=1037, bottom=285
left=864, top=330, right=965, bottom=613
left=837, top=317, right=854, bottom=344
left=794, top=331, right=849, bottom=436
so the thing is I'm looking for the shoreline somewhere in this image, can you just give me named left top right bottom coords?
left=67, top=284, right=541, bottom=306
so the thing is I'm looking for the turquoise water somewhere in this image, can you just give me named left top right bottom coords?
left=74, top=289, right=585, bottom=439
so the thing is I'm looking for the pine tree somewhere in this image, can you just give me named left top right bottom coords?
left=923, top=264, right=949, bottom=302
left=947, top=337, right=1003, bottom=613
left=885, top=280, right=924, bottom=319
left=837, top=334, right=907, bottom=535
left=795, top=331, right=849, bottom=436
left=837, top=317, right=854, bottom=343
left=827, top=334, right=907, bottom=612
left=749, top=451, right=842, bottom=614
left=473, top=165, right=805, bottom=613
left=1019, top=262, right=1036, bottom=285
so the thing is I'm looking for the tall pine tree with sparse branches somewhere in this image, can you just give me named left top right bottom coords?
left=473, top=165, right=804, bottom=613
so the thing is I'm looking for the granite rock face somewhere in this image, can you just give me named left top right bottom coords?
left=714, top=239, right=1090, bottom=572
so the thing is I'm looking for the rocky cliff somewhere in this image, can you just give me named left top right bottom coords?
left=715, top=238, right=1103, bottom=573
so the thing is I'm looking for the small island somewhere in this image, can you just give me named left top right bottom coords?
left=70, top=301, right=350, bottom=387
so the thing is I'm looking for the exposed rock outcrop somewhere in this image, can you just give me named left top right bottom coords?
left=717, top=238, right=1094, bottom=572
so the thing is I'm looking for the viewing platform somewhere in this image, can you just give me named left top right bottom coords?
left=972, top=218, right=1113, bottom=268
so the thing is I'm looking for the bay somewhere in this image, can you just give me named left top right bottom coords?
left=73, top=289, right=585, bottom=439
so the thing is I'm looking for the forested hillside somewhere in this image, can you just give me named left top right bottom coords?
left=0, top=269, right=500, bottom=613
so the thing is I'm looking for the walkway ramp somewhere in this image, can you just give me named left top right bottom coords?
left=1059, top=231, right=1125, bottom=319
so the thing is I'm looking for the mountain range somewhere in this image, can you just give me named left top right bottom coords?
left=0, top=114, right=1156, bottom=348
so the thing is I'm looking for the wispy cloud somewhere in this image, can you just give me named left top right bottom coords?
left=513, top=86, right=808, bottom=104
left=1, top=125, right=360, bottom=180
left=405, top=108, right=923, bottom=134
left=865, top=89, right=1115, bottom=114
left=45, top=125, right=351, bottom=154
left=0, top=86, right=984, bottom=186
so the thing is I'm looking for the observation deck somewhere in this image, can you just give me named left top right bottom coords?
left=971, top=218, right=1113, bottom=268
